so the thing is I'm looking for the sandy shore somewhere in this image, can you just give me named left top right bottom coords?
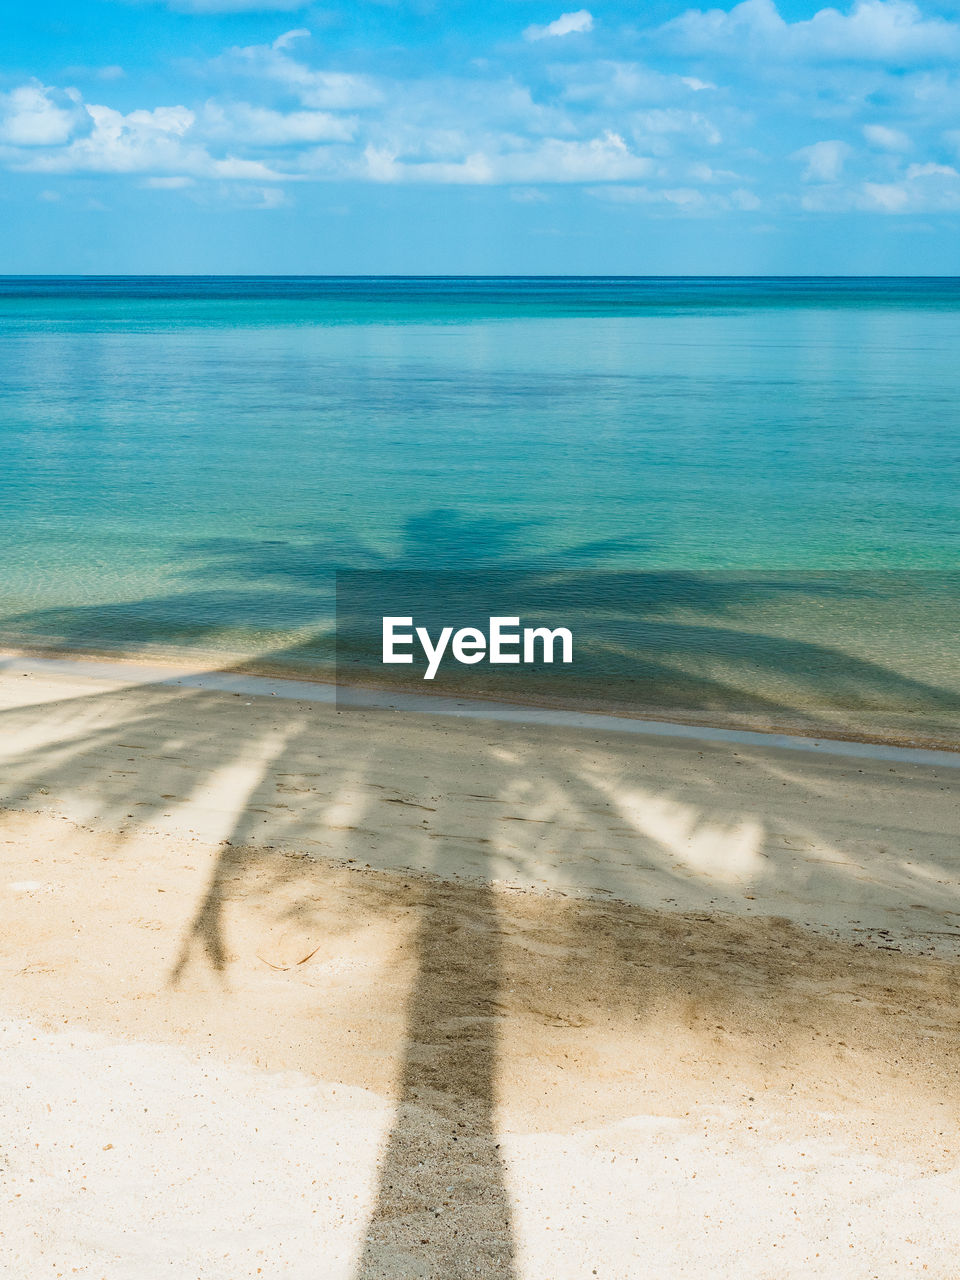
left=2, top=655, right=959, bottom=1277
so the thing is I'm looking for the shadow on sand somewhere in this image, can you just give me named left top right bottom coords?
left=2, top=510, right=959, bottom=1276
left=354, top=878, right=514, bottom=1279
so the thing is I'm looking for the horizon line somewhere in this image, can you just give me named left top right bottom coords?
left=3, top=273, right=960, bottom=281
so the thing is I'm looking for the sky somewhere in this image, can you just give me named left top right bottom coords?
left=3, top=0, right=960, bottom=273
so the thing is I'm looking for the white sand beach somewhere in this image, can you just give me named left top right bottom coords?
left=2, top=654, right=959, bottom=1278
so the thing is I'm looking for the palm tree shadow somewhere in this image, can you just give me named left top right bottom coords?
left=169, top=839, right=248, bottom=985
left=3, top=506, right=960, bottom=1277
left=355, top=878, right=514, bottom=1279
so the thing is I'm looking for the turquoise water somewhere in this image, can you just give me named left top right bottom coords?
left=1, top=277, right=958, bottom=742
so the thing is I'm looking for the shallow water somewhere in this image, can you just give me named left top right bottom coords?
left=1, top=277, right=958, bottom=741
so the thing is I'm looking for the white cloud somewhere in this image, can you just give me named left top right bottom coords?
left=141, top=175, right=195, bottom=188
left=7, top=15, right=960, bottom=219
left=732, top=187, right=762, bottom=208
left=863, top=123, right=911, bottom=149
left=18, top=102, right=194, bottom=173
left=859, top=182, right=911, bottom=208
left=201, top=102, right=356, bottom=145
left=224, top=36, right=382, bottom=108
left=591, top=183, right=761, bottom=212
left=0, top=82, right=88, bottom=147
left=598, top=184, right=711, bottom=208
left=553, top=60, right=722, bottom=112
left=793, top=139, right=852, bottom=180
left=12, top=100, right=290, bottom=181
left=524, top=10, right=593, bottom=42
left=689, top=161, right=744, bottom=181
left=361, top=131, right=651, bottom=185
left=905, top=160, right=959, bottom=178
left=273, top=28, right=311, bottom=50
left=210, top=155, right=290, bottom=179
left=632, top=108, right=722, bottom=146
left=556, top=62, right=665, bottom=106
left=227, top=184, right=289, bottom=207
left=801, top=161, right=960, bottom=210
left=661, top=0, right=960, bottom=63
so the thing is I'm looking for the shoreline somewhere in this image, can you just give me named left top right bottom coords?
left=4, top=639, right=960, bottom=957
left=3, top=644, right=959, bottom=768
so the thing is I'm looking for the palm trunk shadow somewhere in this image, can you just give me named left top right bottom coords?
left=354, top=879, right=516, bottom=1279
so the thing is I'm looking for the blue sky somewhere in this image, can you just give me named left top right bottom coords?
left=3, top=0, right=960, bottom=272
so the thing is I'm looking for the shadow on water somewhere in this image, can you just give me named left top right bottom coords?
left=1, top=509, right=960, bottom=1276
left=5, top=507, right=960, bottom=743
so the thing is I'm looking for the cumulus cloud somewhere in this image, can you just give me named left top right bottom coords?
left=223, top=34, right=382, bottom=108
left=905, top=160, right=959, bottom=178
left=661, top=0, right=960, bottom=63
left=5, top=9, right=960, bottom=219
left=552, top=60, right=722, bottom=113
left=524, top=10, right=593, bottom=42
left=2, top=67, right=650, bottom=191
left=859, top=182, right=911, bottom=209
left=11, top=98, right=289, bottom=181
left=201, top=102, right=356, bottom=145
left=15, top=102, right=195, bottom=174
left=362, top=131, right=651, bottom=185
left=798, top=160, right=960, bottom=210
left=793, top=139, right=852, bottom=180
left=863, top=123, right=911, bottom=149
left=0, top=82, right=89, bottom=147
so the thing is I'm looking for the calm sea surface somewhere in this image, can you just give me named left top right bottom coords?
left=1, top=277, right=958, bottom=742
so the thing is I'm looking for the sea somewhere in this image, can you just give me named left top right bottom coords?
left=1, top=276, right=958, bottom=744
